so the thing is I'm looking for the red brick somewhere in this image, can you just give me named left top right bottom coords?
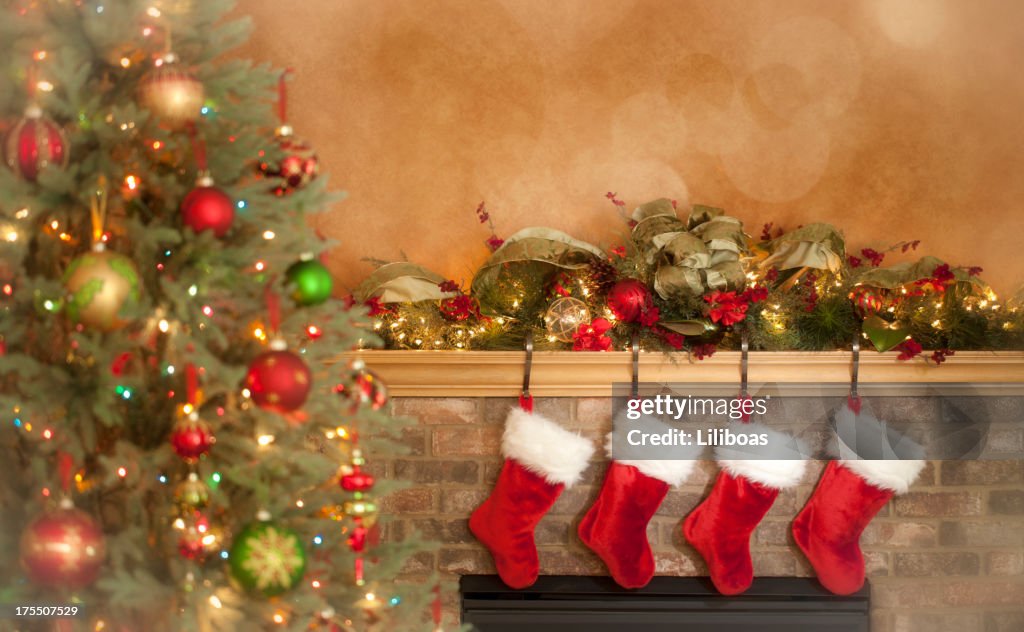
left=394, top=459, right=480, bottom=485
left=754, top=520, right=792, bottom=546
left=658, top=490, right=705, bottom=516
left=483, top=397, right=573, bottom=425
left=381, top=487, right=436, bottom=514
left=400, top=550, right=436, bottom=575
left=394, top=397, right=479, bottom=424
left=894, top=491, right=983, bottom=517
left=549, top=486, right=598, bottom=515
left=534, top=516, right=573, bottom=545
left=654, top=550, right=701, bottom=575
left=986, top=426, right=1024, bottom=454
left=863, top=521, right=938, bottom=547
left=410, top=518, right=474, bottom=544
left=891, top=612, right=984, bottom=632
left=752, top=550, right=796, bottom=576
left=440, top=489, right=489, bottom=514
left=989, top=489, right=1024, bottom=514
left=893, top=552, right=980, bottom=577
left=439, top=547, right=493, bottom=574
left=865, top=551, right=890, bottom=577
left=938, top=519, right=1024, bottom=547
left=576, top=397, right=614, bottom=430
left=986, top=551, right=1024, bottom=576
left=870, top=580, right=945, bottom=608
left=940, top=461, right=1024, bottom=485
left=432, top=425, right=502, bottom=456
left=538, top=548, right=603, bottom=574
left=985, top=612, right=1024, bottom=632
left=942, top=581, right=1024, bottom=606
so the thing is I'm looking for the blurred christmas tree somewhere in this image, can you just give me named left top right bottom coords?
left=0, top=1, right=437, bottom=630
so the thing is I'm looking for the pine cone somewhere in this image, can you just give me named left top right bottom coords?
left=588, top=259, right=619, bottom=294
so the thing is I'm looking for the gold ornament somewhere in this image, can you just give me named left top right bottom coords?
left=63, top=246, right=141, bottom=331
left=544, top=296, right=591, bottom=342
left=138, top=53, right=204, bottom=127
left=174, top=472, right=210, bottom=508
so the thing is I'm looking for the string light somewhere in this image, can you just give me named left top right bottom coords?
left=120, top=57, right=131, bottom=68
left=257, top=434, right=275, bottom=446
left=262, top=230, right=275, bottom=240
left=208, top=596, right=222, bottom=609
left=272, top=612, right=285, bottom=624
left=15, top=208, right=28, bottom=219
left=117, top=467, right=127, bottom=478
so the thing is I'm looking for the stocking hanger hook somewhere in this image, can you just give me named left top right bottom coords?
left=740, top=332, right=749, bottom=398
left=631, top=331, right=640, bottom=398
left=850, top=334, right=860, bottom=400
left=522, top=330, right=533, bottom=400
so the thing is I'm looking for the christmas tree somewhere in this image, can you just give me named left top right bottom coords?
left=0, top=1, right=437, bottom=630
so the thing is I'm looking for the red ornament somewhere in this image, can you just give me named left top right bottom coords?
left=607, top=279, right=652, bottom=323
left=340, top=470, right=375, bottom=492
left=170, top=413, right=215, bottom=461
left=20, top=499, right=106, bottom=589
left=175, top=510, right=222, bottom=561
left=336, top=368, right=388, bottom=411
left=3, top=104, right=68, bottom=182
left=572, top=318, right=614, bottom=352
left=258, top=126, right=319, bottom=195
left=181, top=174, right=234, bottom=237
left=246, top=344, right=312, bottom=413
left=849, top=285, right=885, bottom=316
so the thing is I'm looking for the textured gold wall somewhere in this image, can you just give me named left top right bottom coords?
left=237, top=0, right=1024, bottom=295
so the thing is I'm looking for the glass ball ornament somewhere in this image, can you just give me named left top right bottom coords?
left=181, top=173, right=234, bottom=237
left=63, top=246, right=142, bottom=332
left=20, top=498, right=106, bottom=589
left=3, top=104, right=68, bottom=182
left=336, top=362, right=388, bottom=411
left=174, top=472, right=210, bottom=508
left=229, top=518, right=307, bottom=598
left=544, top=296, right=591, bottom=342
left=174, top=509, right=224, bottom=562
left=245, top=340, right=312, bottom=413
left=285, top=255, right=333, bottom=306
left=170, top=411, right=215, bottom=461
left=138, top=53, right=204, bottom=127
left=257, top=125, right=319, bottom=195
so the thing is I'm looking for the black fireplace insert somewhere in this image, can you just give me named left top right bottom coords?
left=460, top=575, right=870, bottom=631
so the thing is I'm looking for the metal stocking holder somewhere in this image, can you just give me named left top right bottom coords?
left=631, top=331, right=641, bottom=398
left=740, top=333, right=750, bottom=398
left=850, top=335, right=860, bottom=401
left=522, top=331, right=533, bottom=400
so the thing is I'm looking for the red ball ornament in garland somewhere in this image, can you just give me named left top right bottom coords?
left=3, top=104, right=69, bottom=182
left=181, top=172, right=234, bottom=237
left=246, top=341, right=312, bottom=413
left=607, top=279, right=653, bottom=323
left=258, top=125, right=319, bottom=196
left=849, top=285, right=885, bottom=316
left=20, top=498, right=106, bottom=589
left=170, top=411, right=215, bottom=461
left=138, top=53, right=204, bottom=127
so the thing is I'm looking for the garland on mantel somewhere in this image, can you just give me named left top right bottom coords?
left=352, top=196, right=1024, bottom=361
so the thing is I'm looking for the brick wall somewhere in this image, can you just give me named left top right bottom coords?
left=380, top=397, right=1024, bottom=631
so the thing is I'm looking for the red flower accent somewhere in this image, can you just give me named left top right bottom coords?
left=485, top=235, right=504, bottom=252
left=901, top=240, right=921, bottom=253
left=847, top=255, right=863, bottom=268
left=741, top=286, right=768, bottom=303
left=639, top=305, right=661, bottom=327
left=439, top=295, right=483, bottom=321
left=573, top=318, right=613, bottom=351
left=605, top=192, right=626, bottom=207
left=365, top=296, right=392, bottom=316
left=896, top=339, right=923, bottom=361
left=765, top=268, right=779, bottom=282
left=475, top=201, right=489, bottom=224
left=861, top=248, right=885, bottom=267
left=930, top=348, right=955, bottom=365
left=704, top=291, right=749, bottom=326
left=967, top=266, right=983, bottom=277
left=609, top=245, right=626, bottom=259
left=933, top=263, right=954, bottom=282
left=658, top=330, right=685, bottom=350
left=343, top=294, right=357, bottom=309
left=691, top=343, right=717, bottom=360
left=760, top=222, right=774, bottom=242
left=438, top=280, right=460, bottom=293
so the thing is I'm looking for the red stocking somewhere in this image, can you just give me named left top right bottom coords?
left=470, top=400, right=594, bottom=589
left=683, top=422, right=807, bottom=595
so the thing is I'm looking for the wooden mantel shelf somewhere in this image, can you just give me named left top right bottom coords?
left=337, top=351, right=1024, bottom=397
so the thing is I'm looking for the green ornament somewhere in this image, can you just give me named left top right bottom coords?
left=228, top=520, right=306, bottom=597
left=286, top=257, right=333, bottom=306
left=862, top=314, right=911, bottom=353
